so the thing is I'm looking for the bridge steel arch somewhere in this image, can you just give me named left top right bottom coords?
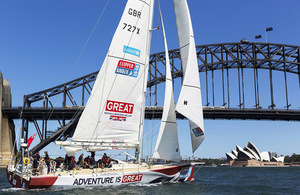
left=148, top=42, right=300, bottom=110
left=23, top=42, right=300, bottom=109
left=4, top=42, right=300, bottom=153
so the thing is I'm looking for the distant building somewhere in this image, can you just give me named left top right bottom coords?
left=225, top=142, right=286, bottom=167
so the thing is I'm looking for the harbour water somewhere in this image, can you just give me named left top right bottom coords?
left=0, top=167, right=299, bottom=194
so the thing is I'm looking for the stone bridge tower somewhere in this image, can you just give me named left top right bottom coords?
left=0, top=72, right=15, bottom=167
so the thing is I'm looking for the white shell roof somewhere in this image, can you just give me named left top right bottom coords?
left=271, top=156, right=284, bottom=163
left=244, top=146, right=260, bottom=161
left=226, top=153, right=237, bottom=160
left=260, top=151, right=270, bottom=162
left=238, top=150, right=256, bottom=160
left=236, top=145, right=243, bottom=153
left=231, top=150, right=238, bottom=157
left=247, top=142, right=262, bottom=160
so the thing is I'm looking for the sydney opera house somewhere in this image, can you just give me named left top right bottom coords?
left=225, top=142, right=285, bottom=167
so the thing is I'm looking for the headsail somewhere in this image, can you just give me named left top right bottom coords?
left=57, top=0, right=155, bottom=155
left=173, top=0, right=205, bottom=153
left=152, top=2, right=180, bottom=162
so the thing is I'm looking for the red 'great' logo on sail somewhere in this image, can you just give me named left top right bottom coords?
left=105, top=100, right=134, bottom=114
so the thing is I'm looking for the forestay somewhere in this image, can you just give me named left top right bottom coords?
left=153, top=2, right=180, bottom=162
left=57, top=0, right=155, bottom=155
left=173, top=0, right=205, bottom=153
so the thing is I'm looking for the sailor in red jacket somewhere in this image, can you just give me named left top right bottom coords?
left=101, top=153, right=111, bottom=168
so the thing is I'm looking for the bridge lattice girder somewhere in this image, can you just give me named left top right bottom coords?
left=24, top=42, right=300, bottom=105
left=148, top=42, right=300, bottom=88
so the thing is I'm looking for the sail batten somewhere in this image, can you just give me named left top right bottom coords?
left=174, top=0, right=205, bottom=153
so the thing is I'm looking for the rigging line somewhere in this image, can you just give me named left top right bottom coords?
left=68, top=0, right=111, bottom=81
left=44, top=0, right=111, bottom=125
left=143, top=120, right=160, bottom=138
left=9, top=108, right=24, bottom=165
left=145, top=130, right=159, bottom=142
left=140, top=0, right=155, bottom=161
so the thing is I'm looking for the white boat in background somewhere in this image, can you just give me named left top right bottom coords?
left=7, top=0, right=204, bottom=189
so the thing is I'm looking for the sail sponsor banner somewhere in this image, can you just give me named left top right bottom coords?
left=123, top=45, right=141, bottom=57
left=192, top=127, right=204, bottom=137
left=115, top=60, right=140, bottom=78
left=105, top=100, right=134, bottom=114
left=71, top=174, right=143, bottom=186
left=105, top=100, right=134, bottom=121
left=122, top=174, right=143, bottom=183
left=73, top=176, right=121, bottom=185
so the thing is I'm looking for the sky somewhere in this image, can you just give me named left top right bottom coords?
left=0, top=0, right=300, bottom=160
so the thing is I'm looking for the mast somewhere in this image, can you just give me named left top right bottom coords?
left=137, top=0, right=155, bottom=164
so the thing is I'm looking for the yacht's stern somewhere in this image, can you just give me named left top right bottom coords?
left=6, top=166, right=58, bottom=189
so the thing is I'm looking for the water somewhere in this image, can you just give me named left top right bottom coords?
left=0, top=167, right=299, bottom=194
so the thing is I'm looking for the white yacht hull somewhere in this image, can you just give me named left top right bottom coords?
left=7, top=163, right=195, bottom=189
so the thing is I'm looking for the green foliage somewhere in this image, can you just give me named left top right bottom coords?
left=284, top=154, right=300, bottom=163
left=199, top=158, right=226, bottom=166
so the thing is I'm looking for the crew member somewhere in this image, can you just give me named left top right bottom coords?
left=84, top=155, right=90, bottom=169
left=33, top=152, right=40, bottom=174
left=56, top=157, right=62, bottom=169
left=44, top=151, right=50, bottom=174
left=101, top=153, right=111, bottom=168
left=68, top=156, right=76, bottom=170
left=91, top=151, right=95, bottom=159
left=64, top=154, right=69, bottom=170
left=77, top=154, right=84, bottom=167
left=90, top=156, right=96, bottom=168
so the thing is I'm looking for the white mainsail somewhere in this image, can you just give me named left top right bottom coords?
left=173, top=0, right=205, bottom=153
left=58, top=0, right=155, bottom=154
left=152, top=2, right=180, bottom=162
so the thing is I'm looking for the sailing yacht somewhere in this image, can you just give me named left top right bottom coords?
left=6, top=0, right=204, bottom=189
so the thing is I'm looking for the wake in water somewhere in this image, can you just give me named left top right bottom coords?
left=1, top=187, right=25, bottom=193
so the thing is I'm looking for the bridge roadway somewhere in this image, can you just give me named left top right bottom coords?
left=3, top=106, right=300, bottom=121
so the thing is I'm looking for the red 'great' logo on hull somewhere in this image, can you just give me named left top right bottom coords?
left=122, top=174, right=143, bottom=183
left=105, top=100, right=134, bottom=114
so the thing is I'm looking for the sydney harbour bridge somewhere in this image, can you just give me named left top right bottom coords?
left=2, top=42, right=300, bottom=154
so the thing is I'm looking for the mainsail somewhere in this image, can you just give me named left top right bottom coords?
left=58, top=0, right=155, bottom=155
left=152, top=2, right=180, bottom=162
left=173, top=0, right=205, bottom=153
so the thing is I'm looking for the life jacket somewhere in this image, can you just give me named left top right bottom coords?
left=102, top=156, right=107, bottom=162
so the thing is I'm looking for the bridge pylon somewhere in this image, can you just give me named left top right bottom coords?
left=0, top=72, right=16, bottom=167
